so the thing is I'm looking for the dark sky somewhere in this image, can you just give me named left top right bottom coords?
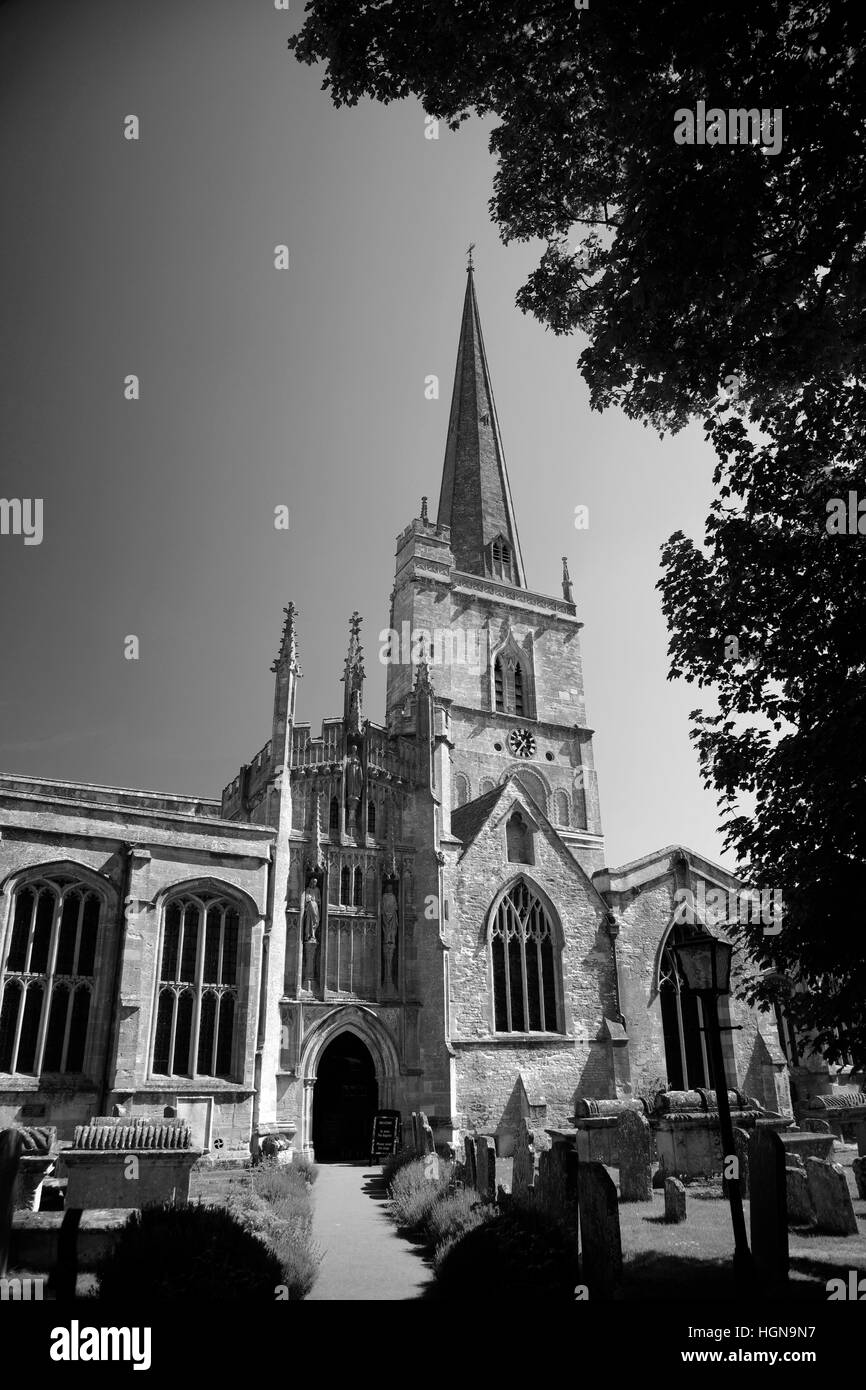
left=0, top=0, right=728, bottom=868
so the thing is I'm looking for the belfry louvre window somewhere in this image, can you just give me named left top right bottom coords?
left=152, top=894, right=239, bottom=1079
left=0, top=875, right=101, bottom=1075
left=490, top=881, right=559, bottom=1033
left=490, top=538, right=513, bottom=583
left=494, top=656, right=526, bottom=716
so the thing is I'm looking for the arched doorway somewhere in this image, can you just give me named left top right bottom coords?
left=312, top=1031, right=378, bottom=1161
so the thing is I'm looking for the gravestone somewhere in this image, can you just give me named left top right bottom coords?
left=786, top=1166, right=815, bottom=1225
left=418, top=1112, right=435, bottom=1156
left=664, top=1177, right=687, bottom=1223
left=852, top=1157, right=866, bottom=1201
left=805, top=1157, right=858, bottom=1235
left=463, top=1136, right=477, bottom=1189
left=422, top=1152, right=440, bottom=1182
left=617, top=1110, right=653, bottom=1201
left=511, top=1119, right=537, bottom=1197
left=0, top=1129, right=24, bottom=1277
left=410, top=1113, right=421, bottom=1152
left=537, top=1142, right=569, bottom=1215
left=749, top=1129, right=788, bottom=1291
left=856, top=1119, right=866, bottom=1159
left=802, top=1119, right=832, bottom=1135
left=577, top=1161, right=622, bottom=1299
left=474, top=1136, right=496, bottom=1201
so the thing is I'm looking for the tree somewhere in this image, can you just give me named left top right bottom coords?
left=290, top=1, right=866, bottom=1063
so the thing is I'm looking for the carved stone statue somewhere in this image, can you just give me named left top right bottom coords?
left=345, top=746, right=364, bottom=823
left=302, top=879, right=321, bottom=943
left=381, top=883, right=399, bottom=989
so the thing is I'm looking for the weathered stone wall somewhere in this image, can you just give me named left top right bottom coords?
left=0, top=777, right=272, bottom=1148
left=446, top=781, right=617, bottom=1134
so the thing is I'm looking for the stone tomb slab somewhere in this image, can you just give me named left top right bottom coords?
left=805, top=1157, right=858, bottom=1236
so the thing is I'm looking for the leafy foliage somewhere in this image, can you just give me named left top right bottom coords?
left=290, top=2, right=866, bottom=1061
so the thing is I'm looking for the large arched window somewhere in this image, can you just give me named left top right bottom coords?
left=152, top=892, right=239, bottom=1079
left=553, top=789, right=570, bottom=825
left=0, top=872, right=102, bottom=1075
left=490, top=880, right=560, bottom=1034
left=658, top=923, right=713, bottom=1090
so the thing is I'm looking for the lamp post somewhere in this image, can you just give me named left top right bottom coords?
left=671, top=932, right=754, bottom=1285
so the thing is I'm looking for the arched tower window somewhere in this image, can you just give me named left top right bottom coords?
left=454, top=773, right=470, bottom=808
left=329, top=797, right=340, bottom=835
left=553, top=789, right=570, bottom=825
left=340, top=865, right=351, bottom=906
left=367, top=799, right=376, bottom=836
left=0, top=873, right=102, bottom=1075
left=488, top=535, right=515, bottom=584
left=490, top=880, right=560, bottom=1033
left=493, top=646, right=531, bottom=717
left=658, top=923, right=713, bottom=1090
left=152, top=892, right=239, bottom=1079
left=353, top=867, right=364, bottom=908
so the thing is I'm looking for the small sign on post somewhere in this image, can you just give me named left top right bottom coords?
left=370, top=1110, right=402, bottom=1165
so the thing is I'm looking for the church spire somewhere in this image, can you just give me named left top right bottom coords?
left=436, top=261, right=527, bottom=587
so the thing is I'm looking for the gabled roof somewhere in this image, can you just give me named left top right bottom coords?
left=451, top=782, right=511, bottom=854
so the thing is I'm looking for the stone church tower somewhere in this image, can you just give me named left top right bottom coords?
left=1, top=267, right=826, bottom=1162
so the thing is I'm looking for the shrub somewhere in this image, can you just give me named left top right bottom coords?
left=424, top=1189, right=492, bottom=1247
left=96, top=1201, right=283, bottom=1300
left=291, top=1153, right=319, bottom=1185
left=226, top=1172, right=321, bottom=1299
left=433, top=1202, right=580, bottom=1301
left=388, top=1159, right=450, bottom=1232
left=381, top=1146, right=419, bottom=1188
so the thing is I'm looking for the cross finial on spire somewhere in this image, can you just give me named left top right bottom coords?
left=467, top=242, right=475, bottom=272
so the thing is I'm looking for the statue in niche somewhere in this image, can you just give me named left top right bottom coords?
left=345, top=745, right=364, bottom=825
left=381, top=879, right=399, bottom=990
left=301, top=875, right=321, bottom=989
left=302, top=876, right=321, bottom=942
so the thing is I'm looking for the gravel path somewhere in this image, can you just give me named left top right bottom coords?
left=307, top=1163, right=434, bottom=1301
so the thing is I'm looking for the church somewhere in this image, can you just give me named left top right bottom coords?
left=0, top=268, right=836, bottom=1160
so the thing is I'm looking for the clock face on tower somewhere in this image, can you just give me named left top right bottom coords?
left=508, top=728, right=536, bottom=759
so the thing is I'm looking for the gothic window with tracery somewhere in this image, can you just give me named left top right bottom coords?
left=353, top=867, right=364, bottom=908
left=367, top=799, right=376, bottom=835
left=340, top=866, right=351, bottom=906
left=152, top=893, right=239, bottom=1079
left=0, top=873, right=101, bottom=1075
left=329, top=797, right=340, bottom=835
left=490, top=880, right=560, bottom=1033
